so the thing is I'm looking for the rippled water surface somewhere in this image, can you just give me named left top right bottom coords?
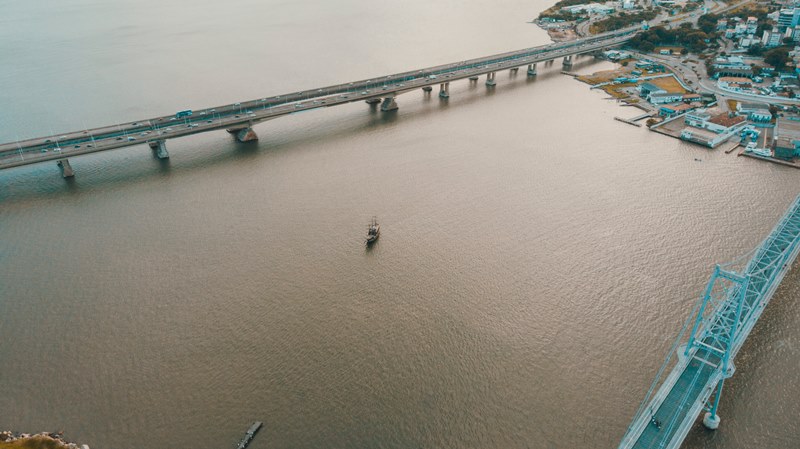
left=1, top=1, right=799, bottom=448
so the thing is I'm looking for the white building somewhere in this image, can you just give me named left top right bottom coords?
left=561, top=3, right=616, bottom=14
left=737, top=102, right=773, bottom=123
left=648, top=92, right=686, bottom=104
left=746, top=16, right=759, bottom=35
left=762, top=28, right=784, bottom=48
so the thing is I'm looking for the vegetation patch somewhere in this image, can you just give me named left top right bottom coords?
left=648, top=76, right=687, bottom=94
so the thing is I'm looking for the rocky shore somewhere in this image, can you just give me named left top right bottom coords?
left=0, top=431, right=89, bottom=449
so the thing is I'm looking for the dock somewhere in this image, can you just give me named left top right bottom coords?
left=723, top=142, right=740, bottom=154
left=236, top=422, right=263, bottom=449
left=741, top=151, right=800, bottom=169
left=614, top=116, right=642, bottom=127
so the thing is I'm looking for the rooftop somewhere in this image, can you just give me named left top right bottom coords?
left=708, top=114, right=747, bottom=128
left=661, top=103, right=694, bottom=112
left=718, top=77, right=752, bottom=83
left=777, top=116, right=800, bottom=143
left=738, top=102, right=771, bottom=111
left=650, top=92, right=684, bottom=98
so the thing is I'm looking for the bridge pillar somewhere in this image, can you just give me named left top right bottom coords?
left=703, top=413, right=720, bottom=430
left=510, top=67, right=519, bottom=74
left=562, top=55, right=573, bottom=67
left=148, top=140, right=169, bottom=159
left=380, top=96, right=398, bottom=112
left=439, top=82, right=450, bottom=98
left=469, top=75, right=479, bottom=81
left=422, top=86, right=433, bottom=92
left=57, top=159, right=74, bottom=178
left=527, top=63, right=537, bottom=76
left=235, top=127, right=258, bottom=142
left=486, top=72, right=496, bottom=87
left=365, top=98, right=382, bottom=105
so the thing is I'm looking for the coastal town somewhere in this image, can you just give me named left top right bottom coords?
left=538, top=0, right=800, bottom=168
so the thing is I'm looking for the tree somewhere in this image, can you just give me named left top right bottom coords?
left=764, top=47, right=790, bottom=69
left=747, top=43, right=764, bottom=56
left=697, top=13, right=717, bottom=34
left=681, top=47, right=689, bottom=55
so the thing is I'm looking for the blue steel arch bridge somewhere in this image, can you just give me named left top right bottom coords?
left=618, top=194, right=800, bottom=449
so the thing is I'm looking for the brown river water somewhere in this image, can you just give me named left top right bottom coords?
left=1, top=1, right=798, bottom=448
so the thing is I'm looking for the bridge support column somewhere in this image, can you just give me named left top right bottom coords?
left=703, top=412, right=721, bottom=430
left=562, top=55, right=573, bottom=67
left=232, top=127, right=258, bottom=142
left=380, top=96, right=398, bottom=112
left=422, top=86, right=433, bottom=92
left=365, top=98, right=381, bottom=105
left=148, top=140, right=169, bottom=159
left=527, top=63, right=537, bottom=76
left=57, top=159, right=74, bottom=178
left=439, top=82, right=449, bottom=98
left=510, top=67, right=519, bottom=74
left=469, top=75, right=479, bottom=81
left=485, top=72, right=496, bottom=87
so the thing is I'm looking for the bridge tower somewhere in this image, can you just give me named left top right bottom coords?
left=683, top=265, right=750, bottom=429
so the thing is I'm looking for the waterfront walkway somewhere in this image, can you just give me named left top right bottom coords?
left=618, top=193, right=800, bottom=449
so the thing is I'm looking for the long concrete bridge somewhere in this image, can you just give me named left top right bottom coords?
left=0, top=26, right=639, bottom=177
left=618, top=193, right=800, bottom=449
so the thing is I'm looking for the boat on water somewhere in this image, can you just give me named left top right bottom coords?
left=366, top=217, right=380, bottom=245
left=236, top=422, right=262, bottom=449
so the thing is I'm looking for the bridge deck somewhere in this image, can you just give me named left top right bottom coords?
left=620, top=194, right=800, bottom=449
left=0, top=28, right=637, bottom=171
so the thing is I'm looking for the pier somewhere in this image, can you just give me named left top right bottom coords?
left=618, top=193, right=800, bottom=449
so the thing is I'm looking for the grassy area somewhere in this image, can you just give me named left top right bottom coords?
left=0, top=436, right=70, bottom=449
left=648, top=76, right=687, bottom=94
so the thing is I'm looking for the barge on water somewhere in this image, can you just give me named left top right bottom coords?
left=236, top=422, right=263, bottom=449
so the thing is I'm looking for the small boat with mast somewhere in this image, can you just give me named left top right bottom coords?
left=366, top=216, right=380, bottom=245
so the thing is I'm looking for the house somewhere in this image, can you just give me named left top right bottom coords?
left=717, top=19, right=728, bottom=31
left=685, top=110, right=711, bottom=127
left=622, top=0, right=635, bottom=9
left=717, top=76, right=753, bottom=90
left=737, top=102, right=773, bottom=123
left=715, top=67, right=754, bottom=78
left=739, top=35, right=759, bottom=49
left=638, top=82, right=666, bottom=97
left=682, top=93, right=702, bottom=103
left=681, top=128, right=724, bottom=147
left=773, top=115, right=800, bottom=159
left=685, top=108, right=747, bottom=133
left=659, top=103, right=696, bottom=117
left=682, top=109, right=748, bottom=147
left=561, top=3, right=616, bottom=14
left=648, top=92, right=685, bottom=104
left=707, top=113, right=747, bottom=132
left=713, top=56, right=754, bottom=78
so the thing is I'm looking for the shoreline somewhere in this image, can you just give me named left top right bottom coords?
left=0, top=431, right=89, bottom=449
